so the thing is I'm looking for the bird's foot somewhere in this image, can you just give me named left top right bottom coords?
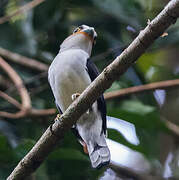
left=71, top=93, right=80, bottom=101
left=72, top=93, right=91, bottom=115
left=50, top=113, right=62, bottom=137
left=82, top=142, right=89, bottom=154
left=55, top=113, right=61, bottom=122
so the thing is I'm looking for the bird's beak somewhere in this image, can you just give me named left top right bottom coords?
left=83, top=29, right=94, bottom=39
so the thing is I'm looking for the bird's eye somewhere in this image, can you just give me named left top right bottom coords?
left=73, top=27, right=81, bottom=33
left=78, top=25, right=83, bottom=29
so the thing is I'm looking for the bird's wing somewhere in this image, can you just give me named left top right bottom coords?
left=48, top=66, right=63, bottom=114
left=55, top=101, right=63, bottom=114
left=86, top=58, right=107, bottom=135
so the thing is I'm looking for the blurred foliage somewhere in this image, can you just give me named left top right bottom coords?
left=0, top=0, right=179, bottom=179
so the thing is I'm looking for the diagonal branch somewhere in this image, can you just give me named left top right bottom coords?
left=0, top=0, right=45, bottom=25
left=0, top=90, right=56, bottom=117
left=0, top=47, right=48, bottom=72
left=7, top=0, right=179, bottom=179
left=0, top=90, right=22, bottom=109
left=0, top=57, right=31, bottom=118
left=0, top=57, right=55, bottom=118
left=0, top=57, right=54, bottom=118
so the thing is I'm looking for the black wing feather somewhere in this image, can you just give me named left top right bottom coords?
left=56, top=100, right=84, bottom=141
left=55, top=101, right=63, bottom=114
left=86, top=58, right=107, bottom=135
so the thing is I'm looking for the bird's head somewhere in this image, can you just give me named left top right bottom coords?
left=60, top=25, right=97, bottom=56
left=72, top=25, right=97, bottom=44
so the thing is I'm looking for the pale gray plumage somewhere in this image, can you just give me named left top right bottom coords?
left=48, top=25, right=110, bottom=168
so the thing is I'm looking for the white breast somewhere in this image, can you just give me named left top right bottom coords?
left=48, top=49, right=91, bottom=112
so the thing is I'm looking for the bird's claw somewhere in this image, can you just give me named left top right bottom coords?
left=83, top=143, right=89, bottom=154
left=55, top=113, right=61, bottom=122
left=71, top=93, right=91, bottom=115
left=71, top=93, right=80, bottom=101
left=79, top=140, right=89, bottom=154
left=50, top=113, right=62, bottom=137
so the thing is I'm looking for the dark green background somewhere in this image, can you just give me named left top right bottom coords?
left=0, top=0, right=179, bottom=179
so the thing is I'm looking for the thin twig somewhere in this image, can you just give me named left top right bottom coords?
left=0, top=57, right=31, bottom=118
left=0, top=90, right=56, bottom=117
left=0, top=91, right=21, bottom=109
left=0, top=0, right=45, bottom=24
left=0, top=47, right=48, bottom=72
left=3, top=77, right=179, bottom=118
left=5, top=72, right=47, bottom=95
left=166, top=120, right=179, bottom=137
left=0, top=57, right=54, bottom=118
left=7, top=1, right=179, bottom=179
left=109, top=163, right=164, bottom=180
left=104, top=79, right=179, bottom=100
left=30, top=108, right=56, bottom=116
left=161, top=115, right=179, bottom=137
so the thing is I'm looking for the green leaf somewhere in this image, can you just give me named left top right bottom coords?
left=145, top=66, right=174, bottom=82
left=120, top=100, right=156, bottom=116
left=105, top=81, right=122, bottom=92
left=136, top=50, right=167, bottom=75
left=5, top=0, right=25, bottom=23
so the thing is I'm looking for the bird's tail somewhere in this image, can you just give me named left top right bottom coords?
left=88, top=140, right=110, bottom=169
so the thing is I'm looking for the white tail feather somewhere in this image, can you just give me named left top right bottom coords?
left=88, top=145, right=110, bottom=168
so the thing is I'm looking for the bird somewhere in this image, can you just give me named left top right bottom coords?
left=48, top=25, right=110, bottom=168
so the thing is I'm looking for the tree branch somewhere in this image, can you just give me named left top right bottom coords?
left=166, top=120, right=179, bottom=137
left=30, top=108, right=56, bottom=117
left=0, top=90, right=56, bottom=117
left=0, top=57, right=31, bottom=118
left=7, top=0, right=179, bottom=179
left=0, top=57, right=55, bottom=118
left=104, top=79, right=179, bottom=100
left=109, top=163, right=164, bottom=180
left=0, top=90, right=22, bottom=109
left=0, top=47, right=48, bottom=72
left=2, top=77, right=179, bottom=118
left=0, top=0, right=45, bottom=25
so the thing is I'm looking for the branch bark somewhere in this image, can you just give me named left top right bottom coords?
left=104, top=79, right=179, bottom=100
left=0, top=89, right=56, bottom=117
left=2, top=77, right=179, bottom=118
left=0, top=57, right=31, bottom=118
left=0, top=47, right=48, bottom=72
left=0, top=90, right=22, bottom=109
left=7, top=0, right=179, bottom=179
left=0, top=57, right=55, bottom=118
left=0, top=0, right=45, bottom=25
left=109, top=163, right=164, bottom=180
